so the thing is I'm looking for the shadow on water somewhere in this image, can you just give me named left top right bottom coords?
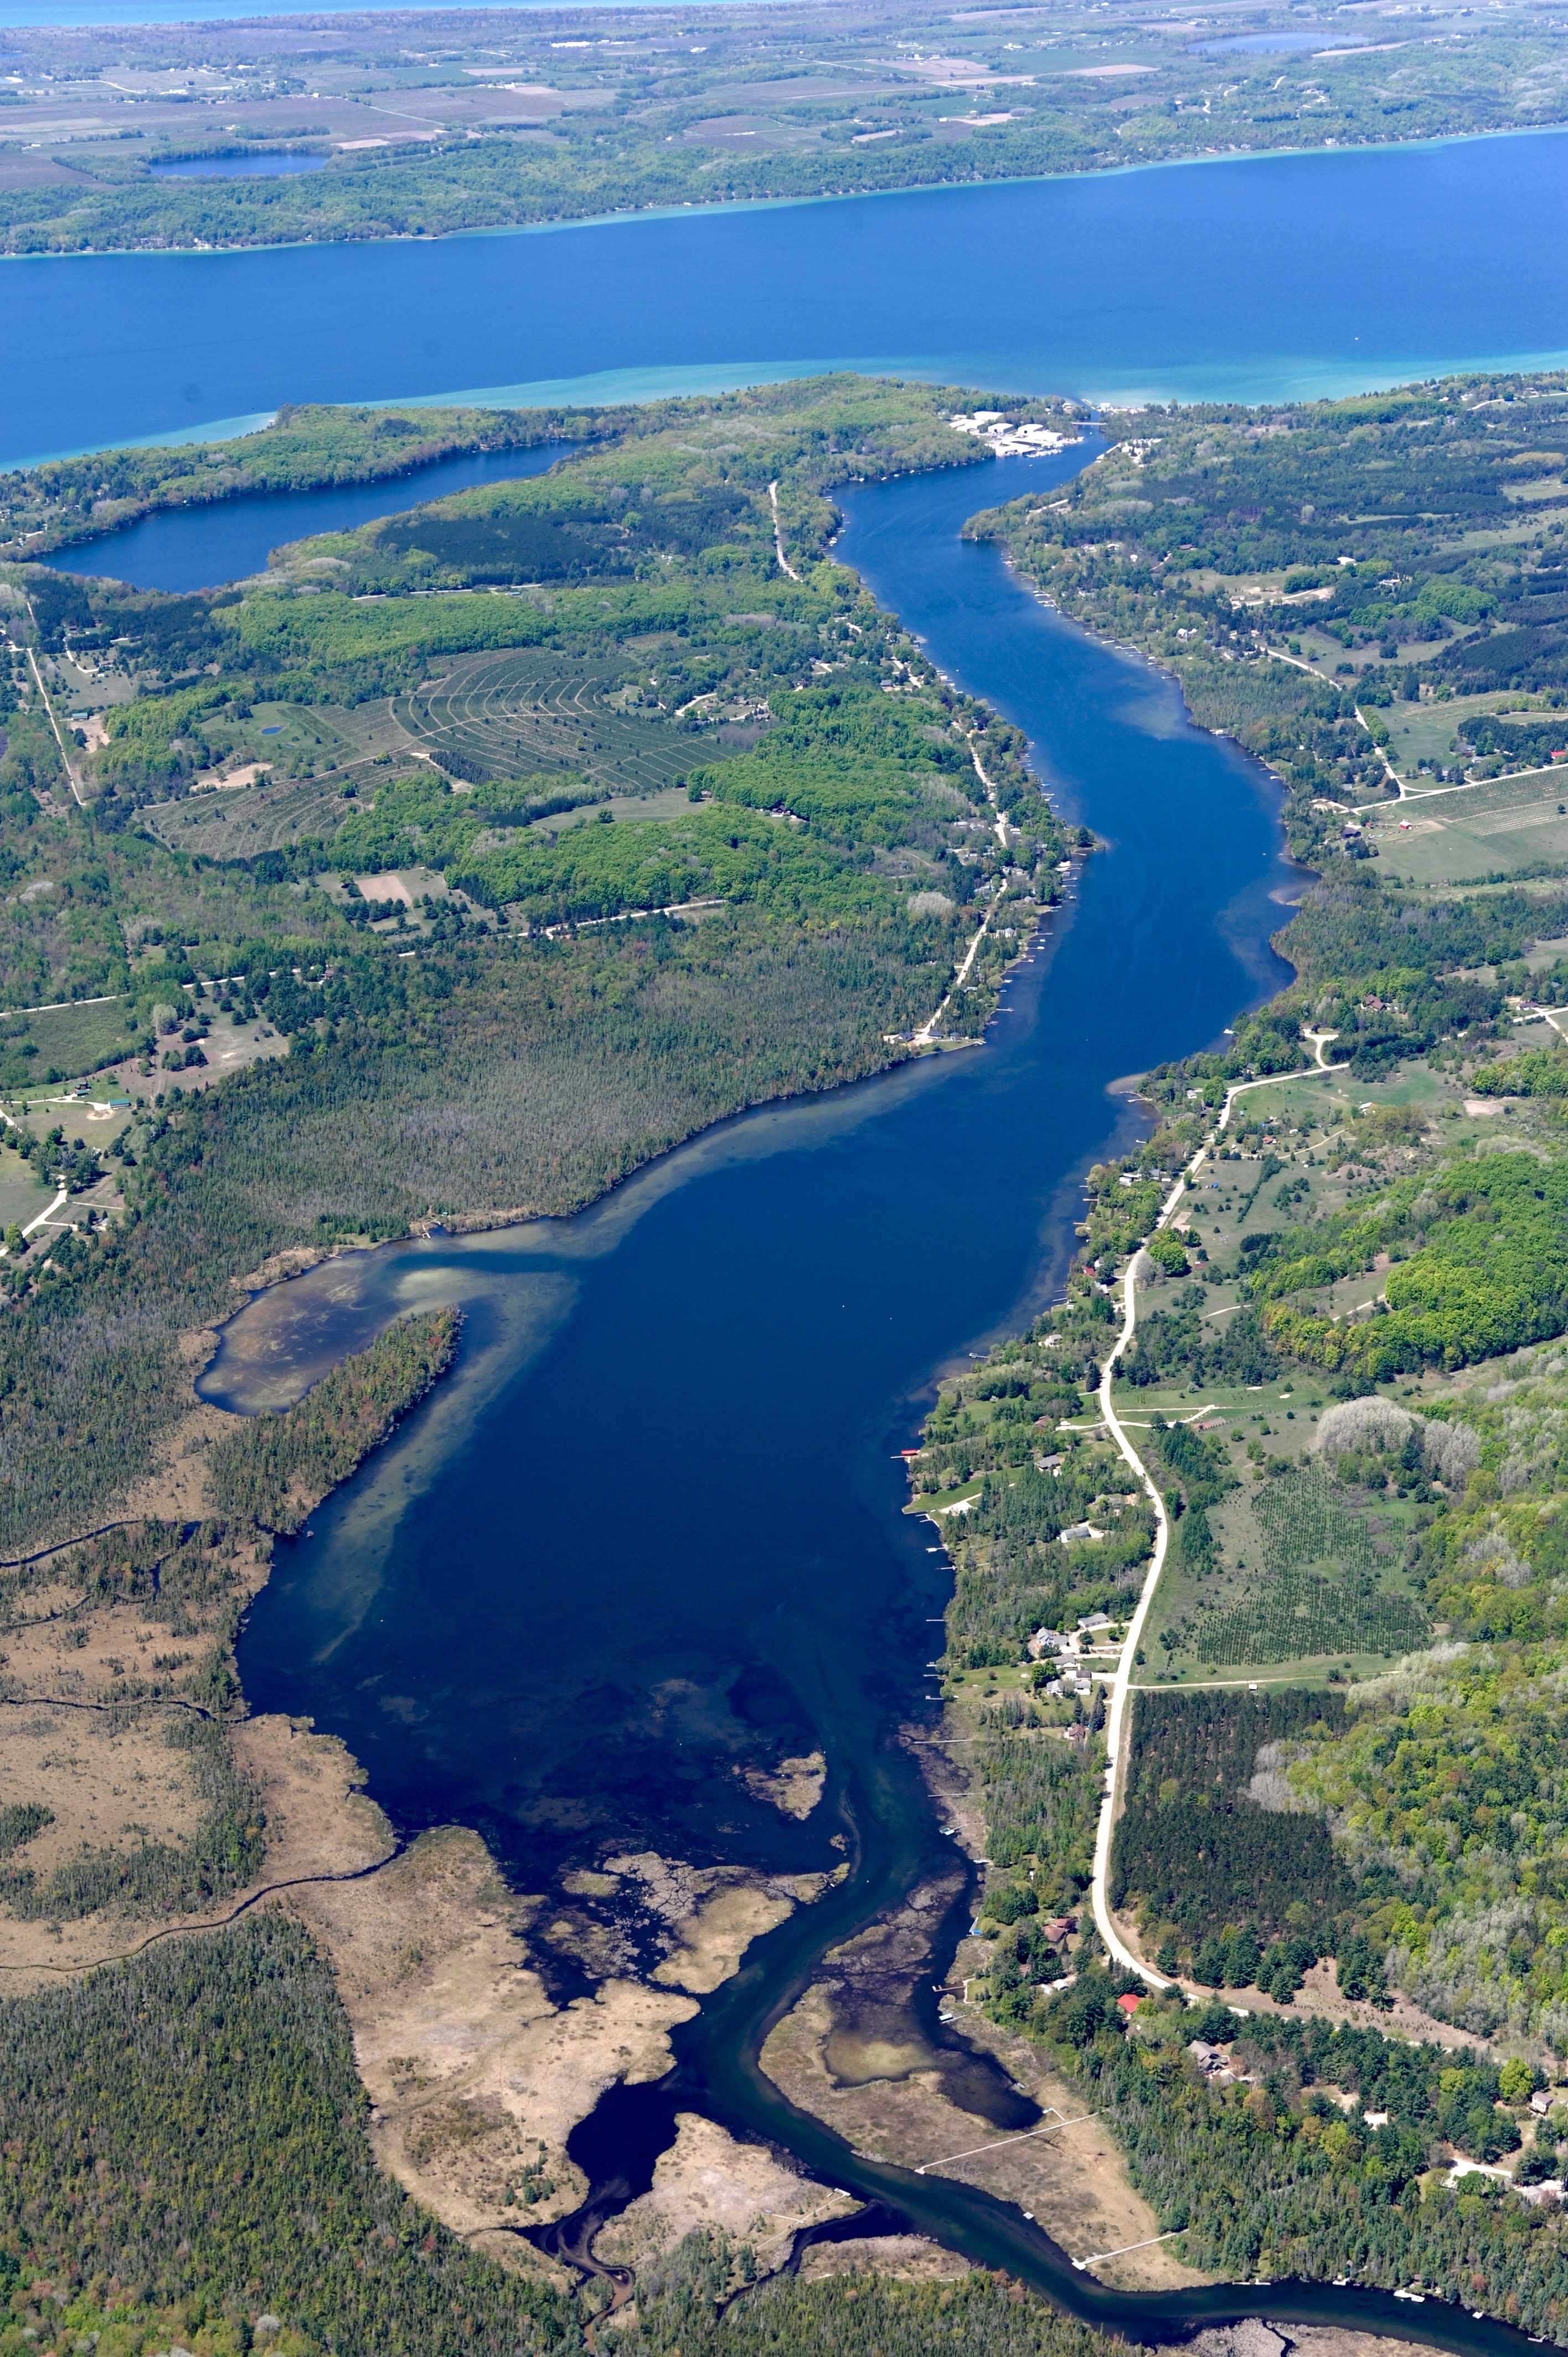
left=226, top=444, right=1530, bottom=2350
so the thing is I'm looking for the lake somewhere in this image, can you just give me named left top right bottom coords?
left=24, top=129, right=1560, bottom=2340
left=45, top=438, right=577, bottom=592
left=3, top=127, right=1567, bottom=466
left=216, top=438, right=1514, bottom=2341
left=148, top=152, right=328, bottom=179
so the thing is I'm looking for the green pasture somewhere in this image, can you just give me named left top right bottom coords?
left=1371, top=772, right=1568, bottom=883
left=1382, top=688, right=1562, bottom=777
left=1142, top=1458, right=1430, bottom=1687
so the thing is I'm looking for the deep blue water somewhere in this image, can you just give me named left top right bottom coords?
left=235, top=442, right=1299, bottom=1872
left=4, top=128, right=1567, bottom=466
left=45, top=438, right=576, bottom=591
left=218, top=441, right=1373, bottom=2324
left=148, top=153, right=328, bottom=178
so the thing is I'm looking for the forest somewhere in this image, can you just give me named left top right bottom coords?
left=206, top=1306, right=461, bottom=1532
left=0, top=0, right=1562, bottom=255
left=0, top=377, right=1069, bottom=1554
left=1109, top=1688, right=1352, bottom=1958
left=1250, top=1152, right=1568, bottom=1380
left=0, top=1915, right=581, bottom=2357
left=1033, top=1985, right=1568, bottom=2325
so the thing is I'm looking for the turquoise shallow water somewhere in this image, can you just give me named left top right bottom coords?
left=3, top=127, right=1566, bottom=465
left=30, top=127, right=1561, bottom=2332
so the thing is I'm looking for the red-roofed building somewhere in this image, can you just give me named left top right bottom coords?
left=1116, top=1992, right=1142, bottom=2016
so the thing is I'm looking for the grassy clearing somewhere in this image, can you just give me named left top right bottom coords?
left=1370, top=773, right=1568, bottom=885
left=1127, top=1051, right=1499, bottom=1685
left=1383, top=688, right=1567, bottom=777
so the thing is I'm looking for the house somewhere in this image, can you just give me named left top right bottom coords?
left=1078, top=1610, right=1113, bottom=1632
left=1531, top=2089, right=1562, bottom=2117
left=1059, top=1524, right=1106, bottom=1546
left=1042, top=1916, right=1076, bottom=1947
left=1116, top=1992, right=1142, bottom=2018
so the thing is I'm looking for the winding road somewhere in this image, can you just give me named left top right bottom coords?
left=1087, top=1048, right=1347, bottom=1985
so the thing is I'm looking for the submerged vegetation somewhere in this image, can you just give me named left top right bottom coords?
left=207, top=1306, right=461, bottom=1532
left=0, top=376, right=1070, bottom=1556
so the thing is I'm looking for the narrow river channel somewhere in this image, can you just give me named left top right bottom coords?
left=217, top=444, right=1525, bottom=2351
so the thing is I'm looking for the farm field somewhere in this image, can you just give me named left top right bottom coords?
left=390, top=648, right=736, bottom=792
left=142, top=767, right=362, bottom=858
left=1369, top=769, right=1568, bottom=883
left=1380, top=688, right=1566, bottom=779
left=1140, top=1458, right=1431, bottom=1687
left=145, top=658, right=747, bottom=865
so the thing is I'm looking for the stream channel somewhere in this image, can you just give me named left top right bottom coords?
left=205, top=439, right=1525, bottom=2350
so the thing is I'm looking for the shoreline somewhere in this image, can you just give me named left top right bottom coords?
left=0, top=405, right=1479, bottom=2332
left=2, top=120, right=1565, bottom=274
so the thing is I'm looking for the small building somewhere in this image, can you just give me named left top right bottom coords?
left=1116, top=1992, right=1142, bottom=2018
left=1187, top=2040, right=1232, bottom=2081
